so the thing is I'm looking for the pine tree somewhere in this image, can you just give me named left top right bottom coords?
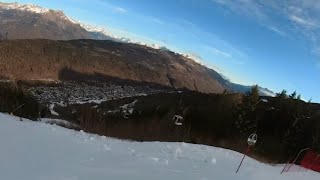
left=222, top=89, right=228, bottom=94
left=235, top=85, right=260, bottom=136
left=297, top=94, right=301, bottom=100
left=289, top=91, right=297, bottom=99
left=276, top=90, right=288, bottom=99
left=244, top=85, right=260, bottom=111
left=283, top=114, right=309, bottom=155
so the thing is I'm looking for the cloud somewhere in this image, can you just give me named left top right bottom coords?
left=174, top=20, right=249, bottom=61
left=209, top=47, right=232, bottom=58
left=106, top=27, right=167, bottom=47
left=184, top=52, right=205, bottom=64
left=94, top=1, right=127, bottom=14
left=149, top=17, right=165, bottom=25
left=203, top=45, right=245, bottom=65
left=211, top=0, right=320, bottom=64
left=267, top=26, right=287, bottom=37
left=112, top=7, right=127, bottom=14
left=289, top=15, right=317, bottom=28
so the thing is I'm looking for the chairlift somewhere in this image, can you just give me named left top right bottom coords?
left=173, top=115, right=183, bottom=126
left=247, top=133, right=258, bottom=146
left=123, top=111, right=130, bottom=119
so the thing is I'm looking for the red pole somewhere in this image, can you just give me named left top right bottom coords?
left=236, top=146, right=250, bottom=173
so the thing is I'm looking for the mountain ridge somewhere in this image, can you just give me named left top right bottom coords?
left=0, top=2, right=275, bottom=96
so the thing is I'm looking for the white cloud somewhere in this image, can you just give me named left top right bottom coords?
left=184, top=52, right=205, bottom=64
left=210, top=47, right=232, bottom=58
left=149, top=17, right=165, bottom=25
left=211, top=0, right=320, bottom=64
left=112, top=7, right=127, bottom=14
left=289, top=15, right=317, bottom=28
left=203, top=45, right=246, bottom=65
left=267, top=26, right=287, bottom=37
left=94, top=1, right=127, bottom=14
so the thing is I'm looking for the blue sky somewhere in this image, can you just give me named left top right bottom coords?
left=3, top=0, right=320, bottom=102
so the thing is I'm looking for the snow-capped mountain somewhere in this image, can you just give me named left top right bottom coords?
left=0, top=2, right=89, bottom=40
left=0, top=2, right=276, bottom=96
left=0, top=2, right=50, bottom=14
left=0, top=2, right=113, bottom=40
left=0, top=2, right=167, bottom=49
left=0, top=2, right=80, bottom=25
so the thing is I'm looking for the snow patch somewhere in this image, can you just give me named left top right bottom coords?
left=41, top=118, right=80, bottom=129
left=49, top=103, right=59, bottom=116
left=0, top=3, right=50, bottom=14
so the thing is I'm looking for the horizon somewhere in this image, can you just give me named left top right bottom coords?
left=2, top=0, right=319, bottom=102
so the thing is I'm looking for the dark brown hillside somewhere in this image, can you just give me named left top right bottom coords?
left=0, top=39, right=224, bottom=93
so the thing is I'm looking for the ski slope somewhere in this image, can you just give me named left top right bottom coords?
left=0, top=113, right=319, bottom=180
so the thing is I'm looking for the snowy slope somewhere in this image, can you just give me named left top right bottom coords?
left=0, top=113, right=319, bottom=180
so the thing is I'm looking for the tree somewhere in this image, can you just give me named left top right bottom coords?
left=222, top=89, right=228, bottom=94
left=312, top=113, right=320, bottom=153
left=244, top=85, right=260, bottom=111
left=289, top=91, right=297, bottom=99
left=235, top=85, right=260, bottom=136
left=283, top=115, right=309, bottom=156
left=276, top=90, right=288, bottom=99
left=297, top=94, right=301, bottom=100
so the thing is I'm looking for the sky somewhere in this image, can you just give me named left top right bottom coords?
left=3, top=0, right=320, bottom=102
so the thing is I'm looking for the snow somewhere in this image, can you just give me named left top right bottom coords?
left=0, top=3, right=50, bottom=14
left=120, top=99, right=138, bottom=113
left=75, top=99, right=108, bottom=105
left=259, top=88, right=276, bottom=97
left=0, top=112, right=319, bottom=180
left=107, top=100, right=138, bottom=118
left=41, top=118, right=80, bottom=130
left=49, top=103, right=59, bottom=116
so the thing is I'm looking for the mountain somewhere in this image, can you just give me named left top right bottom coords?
left=0, top=2, right=275, bottom=96
left=0, top=39, right=225, bottom=93
left=0, top=2, right=114, bottom=40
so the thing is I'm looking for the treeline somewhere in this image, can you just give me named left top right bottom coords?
left=56, top=87, right=319, bottom=162
left=0, top=81, right=319, bottom=163
left=234, top=86, right=320, bottom=160
left=0, top=82, right=40, bottom=120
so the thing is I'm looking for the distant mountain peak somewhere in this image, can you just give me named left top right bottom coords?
left=0, top=2, right=167, bottom=50
left=0, top=2, right=50, bottom=14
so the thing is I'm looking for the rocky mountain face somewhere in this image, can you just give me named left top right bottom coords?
left=0, top=2, right=112, bottom=40
left=0, top=2, right=275, bottom=96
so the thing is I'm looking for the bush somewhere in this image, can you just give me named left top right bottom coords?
left=0, top=82, right=40, bottom=120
